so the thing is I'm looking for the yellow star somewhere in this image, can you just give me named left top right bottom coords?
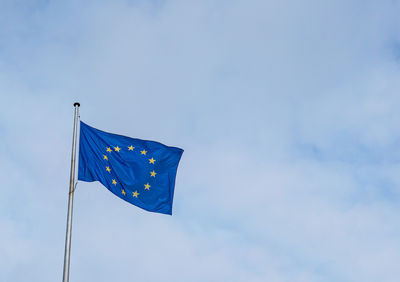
left=132, top=190, right=139, bottom=198
left=144, top=183, right=151, bottom=190
left=112, top=179, right=117, bottom=185
left=121, top=189, right=126, bottom=196
left=150, top=170, right=157, bottom=177
left=141, top=149, right=147, bottom=155
left=106, top=147, right=112, bottom=153
left=114, top=146, right=121, bottom=152
left=128, top=145, right=134, bottom=151
left=106, top=166, right=111, bottom=173
left=103, top=155, right=108, bottom=160
left=149, top=158, right=156, bottom=164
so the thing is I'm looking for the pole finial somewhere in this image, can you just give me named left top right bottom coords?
left=73, top=102, right=80, bottom=107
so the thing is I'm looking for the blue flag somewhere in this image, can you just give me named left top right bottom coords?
left=78, top=121, right=183, bottom=215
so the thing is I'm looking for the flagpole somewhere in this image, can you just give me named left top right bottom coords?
left=62, top=102, right=80, bottom=282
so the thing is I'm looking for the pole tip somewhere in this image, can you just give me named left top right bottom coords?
left=74, top=102, right=80, bottom=107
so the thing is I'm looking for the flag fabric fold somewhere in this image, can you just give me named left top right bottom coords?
left=78, top=121, right=183, bottom=215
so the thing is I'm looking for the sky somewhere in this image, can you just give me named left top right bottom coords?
left=1, top=0, right=400, bottom=281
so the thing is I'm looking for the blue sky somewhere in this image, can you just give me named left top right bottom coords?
left=1, top=0, right=400, bottom=281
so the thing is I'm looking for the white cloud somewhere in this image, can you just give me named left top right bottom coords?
left=1, top=0, right=400, bottom=281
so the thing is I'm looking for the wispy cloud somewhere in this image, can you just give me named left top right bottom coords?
left=1, top=1, right=400, bottom=281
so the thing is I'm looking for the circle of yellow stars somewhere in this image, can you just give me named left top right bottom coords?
left=103, top=145, right=157, bottom=200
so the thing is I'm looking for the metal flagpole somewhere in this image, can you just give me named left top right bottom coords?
left=62, top=102, right=80, bottom=282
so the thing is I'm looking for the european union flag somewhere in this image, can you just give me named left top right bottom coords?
left=78, top=121, right=183, bottom=215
